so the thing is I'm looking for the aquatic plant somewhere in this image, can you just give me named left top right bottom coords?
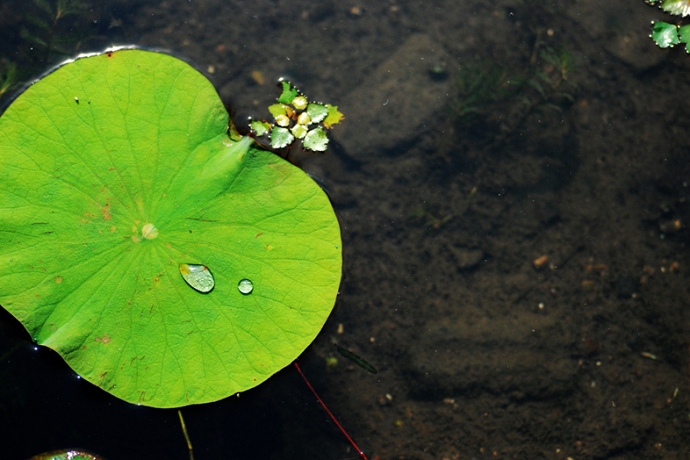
left=250, top=80, right=344, bottom=152
left=0, top=48, right=342, bottom=409
left=450, top=63, right=511, bottom=129
left=451, top=46, right=577, bottom=144
left=0, top=59, right=18, bottom=101
left=647, top=0, right=690, bottom=51
left=21, top=0, right=91, bottom=61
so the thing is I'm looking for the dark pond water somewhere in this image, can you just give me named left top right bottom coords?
left=1, top=0, right=690, bottom=459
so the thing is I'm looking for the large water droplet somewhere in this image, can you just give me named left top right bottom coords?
left=238, top=278, right=253, bottom=295
left=179, top=263, right=215, bottom=293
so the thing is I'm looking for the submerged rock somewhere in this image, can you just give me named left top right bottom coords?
left=404, top=313, right=578, bottom=401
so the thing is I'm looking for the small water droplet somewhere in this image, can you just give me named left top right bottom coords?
left=142, top=223, right=159, bottom=240
left=238, top=278, right=253, bottom=295
left=179, top=263, right=215, bottom=293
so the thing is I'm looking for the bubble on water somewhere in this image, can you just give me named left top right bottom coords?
left=179, top=263, right=215, bottom=293
left=238, top=278, right=253, bottom=295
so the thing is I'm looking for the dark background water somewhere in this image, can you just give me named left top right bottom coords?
left=1, top=0, right=690, bottom=459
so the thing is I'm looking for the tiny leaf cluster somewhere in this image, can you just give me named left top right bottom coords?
left=250, top=80, right=344, bottom=152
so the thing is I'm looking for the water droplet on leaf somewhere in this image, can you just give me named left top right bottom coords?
left=238, top=279, right=254, bottom=295
left=142, top=223, right=158, bottom=240
left=179, top=263, right=215, bottom=293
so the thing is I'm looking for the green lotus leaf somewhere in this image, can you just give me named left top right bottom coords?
left=0, top=49, right=342, bottom=408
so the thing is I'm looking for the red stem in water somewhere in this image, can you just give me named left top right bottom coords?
left=293, top=362, right=369, bottom=460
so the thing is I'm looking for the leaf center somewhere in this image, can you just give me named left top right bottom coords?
left=141, top=223, right=159, bottom=240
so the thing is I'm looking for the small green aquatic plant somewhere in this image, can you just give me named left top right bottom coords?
left=647, top=0, right=690, bottom=51
left=0, top=0, right=92, bottom=106
left=451, top=46, right=576, bottom=144
left=0, top=59, right=18, bottom=101
left=250, top=80, right=344, bottom=152
left=451, top=63, right=510, bottom=128
left=21, top=0, right=91, bottom=61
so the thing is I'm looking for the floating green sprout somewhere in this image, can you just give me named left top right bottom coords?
left=250, top=80, right=344, bottom=152
left=647, top=0, right=690, bottom=52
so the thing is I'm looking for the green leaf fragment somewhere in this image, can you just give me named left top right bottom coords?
left=660, top=0, right=690, bottom=16
left=250, top=119, right=272, bottom=136
left=527, top=78, right=546, bottom=97
left=20, top=28, right=48, bottom=47
left=24, top=13, right=52, bottom=32
left=303, top=126, right=329, bottom=152
left=292, top=95, right=308, bottom=110
left=227, top=119, right=243, bottom=141
left=297, top=112, right=311, bottom=125
left=0, top=60, right=18, bottom=97
left=268, top=103, right=289, bottom=119
left=335, top=344, right=378, bottom=374
left=57, top=0, right=88, bottom=18
left=651, top=21, right=680, bottom=48
left=678, top=24, right=690, bottom=51
left=32, top=0, right=55, bottom=16
left=0, top=50, right=342, bottom=408
left=277, top=80, right=298, bottom=104
left=306, top=103, right=329, bottom=123
left=323, top=104, right=345, bottom=128
left=291, top=123, right=309, bottom=139
left=270, top=126, right=295, bottom=148
left=275, top=114, right=290, bottom=127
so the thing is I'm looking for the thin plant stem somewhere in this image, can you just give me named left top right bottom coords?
left=178, top=409, right=194, bottom=460
left=293, top=362, right=369, bottom=460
